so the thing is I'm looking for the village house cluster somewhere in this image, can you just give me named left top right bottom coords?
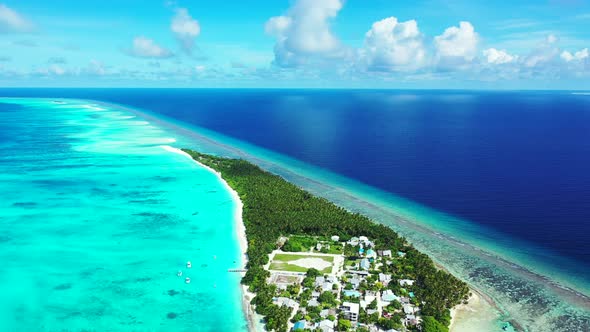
left=266, top=235, right=423, bottom=332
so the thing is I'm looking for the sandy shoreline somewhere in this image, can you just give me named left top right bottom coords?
left=161, top=146, right=260, bottom=331
left=450, top=288, right=501, bottom=332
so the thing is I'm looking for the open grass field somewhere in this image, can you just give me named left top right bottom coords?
left=269, top=253, right=334, bottom=274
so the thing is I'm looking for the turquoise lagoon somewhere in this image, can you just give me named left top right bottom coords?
left=0, top=99, right=247, bottom=331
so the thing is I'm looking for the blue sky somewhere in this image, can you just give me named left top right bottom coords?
left=0, top=0, right=589, bottom=89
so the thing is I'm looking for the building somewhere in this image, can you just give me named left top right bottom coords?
left=360, top=258, right=370, bottom=270
left=274, top=297, right=297, bottom=309
left=339, top=302, right=360, bottom=322
left=399, top=279, right=415, bottom=286
left=405, top=315, right=418, bottom=326
left=318, top=319, right=335, bottom=332
left=308, top=299, right=320, bottom=307
left=379, top=273, right=392, bottom=286
left=378, top=250, right=392, bottom=257
left=348, top=237, right=359, bottom=246
left=403, top=304, right=415, bottom=314
left=331, top=235, right=340, bottom=242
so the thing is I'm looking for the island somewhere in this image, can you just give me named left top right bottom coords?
left=182, top=149, right=470, bottom=332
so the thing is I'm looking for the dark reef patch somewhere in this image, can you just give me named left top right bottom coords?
left=53, top=283, right=72, bottom=291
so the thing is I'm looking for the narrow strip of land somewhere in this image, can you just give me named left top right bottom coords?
left=183, top=149, right=469, bottom=332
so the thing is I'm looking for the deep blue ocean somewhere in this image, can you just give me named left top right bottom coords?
left=2, top=89, right=589, bottom=272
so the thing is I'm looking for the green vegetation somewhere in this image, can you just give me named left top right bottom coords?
left=269, top=253, right=334, bottom=274
left=182, top=150, right=470, bottom=332
left=422, top=315, right=450, bottom=332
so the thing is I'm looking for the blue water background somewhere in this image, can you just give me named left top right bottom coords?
left=2, top=89, right=589, bottom=271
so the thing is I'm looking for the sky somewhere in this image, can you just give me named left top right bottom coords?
left=0, top=0, right=589, bottom=89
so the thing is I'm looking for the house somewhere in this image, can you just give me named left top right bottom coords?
left=308, top=299, right=320, bottom=307
left=379, top=273, right=392, bottom=286
left=348, top=274, right=362, bottom=289
left=316, top=243, right=323, bottom=251
left=293, top=320, right=306, bottom=331
left=339, top=302, right=360, bottom=322
left=381, top=289, right=398, bottom=302
left=403, top=304, right=415, bottom=314
left=348, top=237, right=360, bottom=246
left=364, top=291, right=377, bottom=306
left=331, top=235, right=340, bottom=242
left=318, top=319, right=335, bottom=332
left=320, top=308, right=336, bottom=318
left=405, top=315, right=418, bottom=326
left=359, top=236, right=369, bottom=243
left=399, top=279, right=415, bottom=287
left=274, top=297, right=297, bottom=309
left=378, top=250, right=392, bottom=257
left=311, top=291, right=321, bottom=299
left=360, top=258, right=370, bottom=270
left=315, top=276, right=325, bottom=288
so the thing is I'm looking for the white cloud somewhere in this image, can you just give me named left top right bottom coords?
left=36, top=65, right=66, bottom=76
left=0, top=4, right=33, bottom=33
left=361, top=17, right=426, bottom=71
left=87, top=60, right=106, bottom=76
left=127, top=36, right=173, bottom=59
left=483, top=48, right=516, bottom=64
left=523, top=34, right=559, bottom=68
left=434, top=21, right=479, bottom=68
left=561, top=48, right=589, bottom=62
left=265, top=0, right=344, bottom=67
left=171, top=8, right=200, bottom=54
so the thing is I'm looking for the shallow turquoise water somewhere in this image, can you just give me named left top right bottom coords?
left=0, top=99, right=247, bottom=331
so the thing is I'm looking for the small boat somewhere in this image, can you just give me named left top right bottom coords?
left=177, top=270, right=182, bottom=277
left=186, top=261, right=192, bottom=268
left=185, top=277, right=191, bottom=284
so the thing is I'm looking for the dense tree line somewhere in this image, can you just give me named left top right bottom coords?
left=183, top=150, right=469, bottom=331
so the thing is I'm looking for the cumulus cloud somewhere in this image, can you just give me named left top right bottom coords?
left=483, top=48, right=517, bottom=64
left=265, top=0, right=344, bottom=67
left=434, top=21, right=479, bottom=69
left=0, top=4, right=33, bottom=33
left=522, top=34, right=560, bottom=68
left=86, top=60, right=106, bottom=76
left=361, top=17, right=426, bottom=71
left=171, top=8, right=200, bottom=54
left=561, top=48, right=588, bottom=62
left=127, top=36, right=173, bottom=59
left=35, top=65, right=66, bottom=76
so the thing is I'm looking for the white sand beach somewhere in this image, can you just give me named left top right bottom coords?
left=450, top=288, right=503, bottom=332
left=160, top=146, right=260, bottom=331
